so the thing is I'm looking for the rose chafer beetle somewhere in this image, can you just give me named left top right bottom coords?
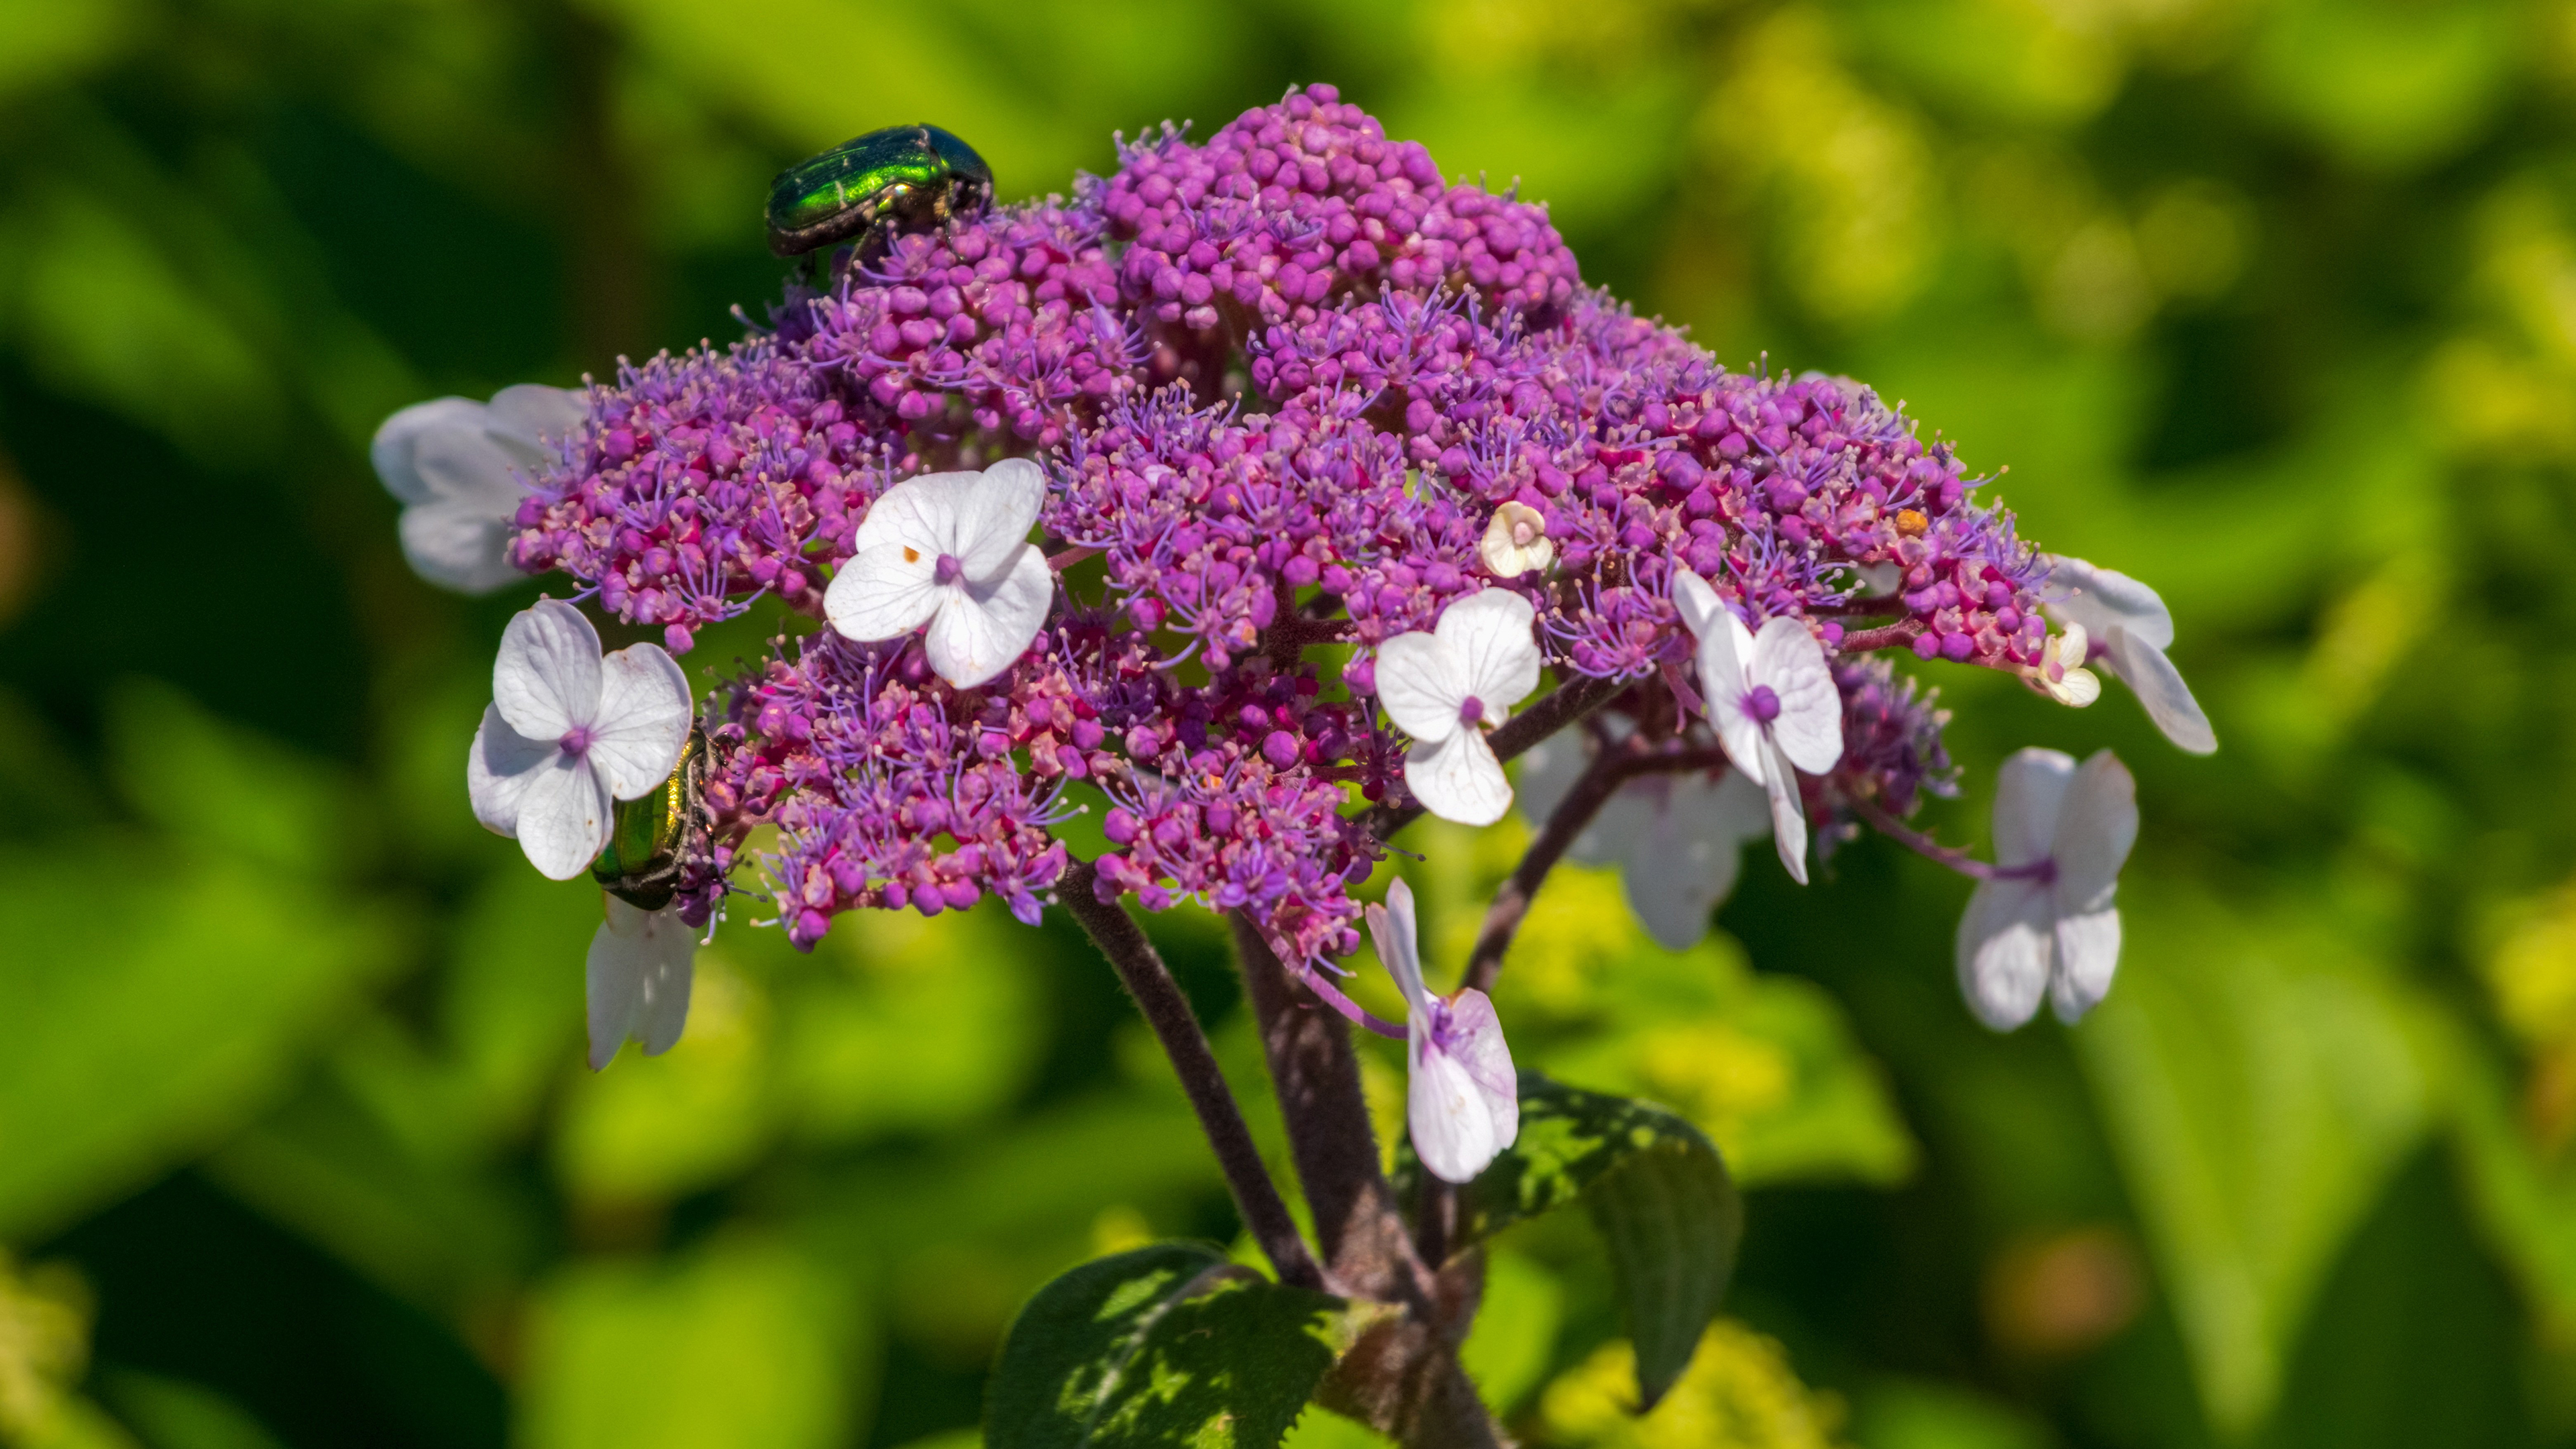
left=591, top=724, right=708, bottom=912
left=766, top=123, right=994, bottom=262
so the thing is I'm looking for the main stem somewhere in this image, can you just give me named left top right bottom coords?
left=1059, top=861, right=1324, bottom=1291
left=1230, top=914, right=1504, bottom=1449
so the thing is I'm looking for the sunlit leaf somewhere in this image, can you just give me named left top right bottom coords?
left=986, top=1241, right=1381, bottom=1449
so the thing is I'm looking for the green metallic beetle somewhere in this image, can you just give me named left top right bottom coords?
left=591, top=725, right=709, bottom=912
left=766, top=123, right=994, bottom=261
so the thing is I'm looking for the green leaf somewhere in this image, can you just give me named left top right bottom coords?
left=986, top=1242, right=1381, bottom=1449
left=2076, top=892, right=2443, bottom=1436
left=1399, top=1073, right=1743, bottom=1410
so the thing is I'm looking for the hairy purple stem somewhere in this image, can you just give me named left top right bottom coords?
left=1061, top=861, right=1323, bottom=1290
left=1837, top=620, right=1927, bottom=653
left=1851, top=796, right=2053, bottom=883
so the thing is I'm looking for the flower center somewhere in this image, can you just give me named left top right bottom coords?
left=1511, top=520, right=1538, bottom=546
left=933, top=552, right=965, bottom=586
left=1744, top=684, right=1781, bottom=724
left=558, top=724, right=595, bottom=759
left=1457, top=696, right=1485, bottom=727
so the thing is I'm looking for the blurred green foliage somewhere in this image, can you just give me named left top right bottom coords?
left=5, top=0, right=2576, bottom=1444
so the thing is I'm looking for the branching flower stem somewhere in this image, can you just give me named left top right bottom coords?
left=1458, top=741, right=1731, bottom=996
left=1059, top=859, right=1324, bottom=1291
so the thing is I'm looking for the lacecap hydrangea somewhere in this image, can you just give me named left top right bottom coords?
left=469, top=84, right=2204, bottom=1030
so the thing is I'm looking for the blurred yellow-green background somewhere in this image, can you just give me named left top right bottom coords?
left=7, top=0, right=2576, bottom=1444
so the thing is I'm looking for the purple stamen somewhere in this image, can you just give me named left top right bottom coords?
left=558, top=724, right=595, bottom=759
left=1457, top=696, right=1485, bottom=727
left=933, top=553, right=965, bottom=586
left=1744, top=684, right=1781, bottom=724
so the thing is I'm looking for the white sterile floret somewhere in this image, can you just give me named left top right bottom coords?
left=1955, top=747, right=2139, bottom=1030
left=2041, top=553, right=2216, bottom=755
left=1672, top=573, right=1844, bottom=885
left=372, top=384, right=584, bottom=594
left=1480, top=502, right=1555, bottom=576
left=2039, top=624, right=2103, bottom=708
left=1377, top=590, right=1544, bottom=826
left=467, top=598, right=694, bottom=881
left=1519, top=731, right=1772, bottom=951
left=824, top=458, right=1055, bottom=689
left=1367, top=878, right=1519, bottom=1183
left=587, top=899, right=696, bottom=1069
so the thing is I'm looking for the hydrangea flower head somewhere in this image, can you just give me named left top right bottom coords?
left=424, top=83, right=2169, bottom=1012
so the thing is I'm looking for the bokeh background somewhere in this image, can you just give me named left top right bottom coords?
left=5, top=0, right=2576, bottom=1444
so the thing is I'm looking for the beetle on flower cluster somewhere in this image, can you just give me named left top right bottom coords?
left=374, top=83, right=2214, bottom=1442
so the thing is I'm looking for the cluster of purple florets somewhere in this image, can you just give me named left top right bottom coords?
left=517, top=84, right=2027, bottom=955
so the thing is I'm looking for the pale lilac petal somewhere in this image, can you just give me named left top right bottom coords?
left=2106, top=628, right=2216, bottom=755
left=585, top=908, right=642, bottom=1071
left=2049, top=906, right=2122, bottom=1023
left=1375, top=630, right=1466, bottom=742
left=1440, top=988, right=1519, bottom=1148
left=411, top=419, right=533, bottom=511
left=953, top=458, right=1049, bottom=580
left=826, top=540, right=945, bottom=642
left=1409, top=1036, right=1505, bottom=1183
left=588, top=644, right=694, bottom=798
left=1436, top=590, right=1541, bottom=716
left=466, top=703, right=552, bottom=836
left=399, top=500, right=524, bottom=595
left=1670, top=571, right=1729, bottom=641
left=483, top=383, right=586, bottom=455
left=1405, top=728, right=1512, bottom=826
left=1955, top=877, right=2054, bottom=1030
left=1761, top=737, right=1810, bottom=885
left=923, top=543, right=1052, bottom=688
left=370, top=397, right=483, bottom=506
left=1689, top=606, right=1766, bottom=786
left=1619, top=770, right=1766, bottom=950
left=2046, top=554, right=2175, bottom=652
left=1751, top=616, right=1843, bottom=775
left=2051, top=750, right=2138, bottom=916
left=586, top=899, right=698, bottom=1069
left=493, top=599, right=602, bottom=741
left=511, top=753, right=612, bottom=880
left=1513, top=735, right=1606, bottom=861
left=1368, top=876, right=1431, bottom=1018
left=1990, top=747, right=2077, bottom=869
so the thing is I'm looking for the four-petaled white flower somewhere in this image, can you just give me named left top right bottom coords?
left=1519, top=727, right=1773, bottom=951
left=588, top=899, right=698, bottom=1069
left=1955, top=747, right=2137, bottom=1030
left=1480, top=502, right=1555, bottom=576
left=1673, top=573, right=1844, bottom=885
left=1377, top=590, right=1544, bottom=826
left=2037, top=623, right=2102, bottom=707
left=1368, top=877, right=1519, bottom=1183
left=2041, top=554, right=2216, bottom=755
left=372, top=384, right=584, bottom=594
left=468, top=598, right=695, bottom=880
left=825, top=459, right=1055, bottom=688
